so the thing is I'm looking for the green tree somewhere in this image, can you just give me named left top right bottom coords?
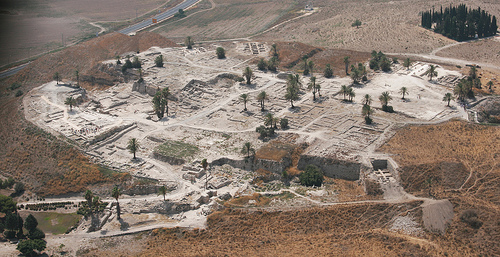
left=469, top=65, right=477, bottom=79
left=347, top=87, right=355, bottom=102
left=216, top=47, right=225, bottom=59
left=350, top=65, right=361, bottom=84
left=443, top=93, right=454, bottom=107
left=64, top=96, right=76, bottom=111
left=363, top=94, right=372, bottom=106
left=24, top=214, right=38, bottom=232
left=127, top=138, right=139, bottom=159
left=158, top=185, right=167, bottom=201
left=17, top=239, right=46, bottom=257
left=308, top=60, right=314, bottom=75
left=307, top=76, right=319, bottom=101
left=424, top=64, right=438, bottom=81
left=256, top=91, right=268, bottom=111
left=399, top=87, right=409, bottom=100
left=53, top=72, right=61, bottom=84
left=487, top=80, right=494, bottom=92
left=324, top=64, right=333, bottom=78
left=403, top=58, right=411, bottom=70
left=343, top=56, right=350, bottom=75
left=28, top=228, right=45, bottom=240
left=271, top=43, right=278, bottom=58
left=302, top=58, right=309, bottom=75
left=280, top=118, right=289, bottom=129
left=379, top=91, right=392, bottom=107
left=0, top=194, right=16, bottom=214
left=152, top=93, right=164, bottom=119
left=285, top=84, right=299, bottom=108
left=132, top=56, right=141, bottom=68
left=352, top=19, right=362, bottom=28
left=362, top=104, right=374, bottom=124
left=339, top=85, right=349, bottom=101
left=84, top=190, right=93, bottom=214
left=241, top=142, right=255, bottom=159
left=185, top=36, right=194, bottom=49
left=243, top=67, right=253, bottom=85
left=111, top=186, right=121, bottom=220
left=299, top=165, right=323, bottom=187
left=161, top=87, right=170, bottom=117
left=201, top=158, right=209, bottom=190
left=240, top=94, right=248, bottom=111
left=264, top=113, right=274, bottom=128
left=267, top=57, right=278, bottom=72
left=257, top=58, right=267, bottom=71
left=155, top=55, right=164, bottom=67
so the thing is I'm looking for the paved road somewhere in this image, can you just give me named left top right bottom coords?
left=119, top=0, right=200, bottom=35
left=0, top=63, right=29, bottom=79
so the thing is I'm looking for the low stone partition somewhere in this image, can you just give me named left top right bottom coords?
left=152, top=152, right=186, bottom=165
left=297, top=155, right=361, bottom=181
left=211, top=157, right=291, bottom=174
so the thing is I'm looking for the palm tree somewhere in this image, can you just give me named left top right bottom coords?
left=84, top=190, right=93, bottom=213
left=201, top=158, right=208, bottom=190
left=285, top=85, right=299, bottom=108
left=399, top=87, right=408, bottom=100
left=111, top=186, right=121, bottom=219
left=423, top=65, right=438, bottom=81
left=302, top=58, right=309, bottom=75
left=264, top=113, right=274, bottom=128
left=343, top=56, right=350, bottom=75
left=271, top=43, right=278, bottom=58
left=256, top=91, right=268, bottom=111
left=442, top=93, right=454, bottom=107
left=469, top=65, right=477, bottom=79
left=308, top=60, right=314, bottom=75
left=92, top=196, right=101, bottom=213
left=347, top=87, right=355, bottom=102
left=316, top=84, right=321, bottom=97
left=340, top=85, right=349, bottom=100
left=161, top=87, right=170, bottom=116
left=363, top=94, right=372, bottom=106
left=487, top=81, right=493, bottom=92
left=350, top=67, right=361, bottom=84
left=240, top=94, right=248, bottom=111
left=185, top=36, right=194, bottom=49
left=307, top=76, right=318, bottom=101
left=127, top=138, right=139, bottom=159
left=241, top=142, right=255, bottom=159
left=362, top=104, right=374, bottom=118
left=454, top=80, right=467, bottom=101
left=65, top=96, right=76, bottom=111
left=158, top=185, right=167, bottom=201
left=243, top=67, right=253, bottom=85
left=53, top=72, right=61, bottom=84
left=287, top=74, right=302, bottom=90
left=379, top=91, right=392, bottom=107
left=403, top=58, right=411, bottom=70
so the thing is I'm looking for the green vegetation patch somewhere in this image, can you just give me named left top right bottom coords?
left=26, top=212, right=82, bottom=235
left=155, top=140, right=199, bottom=160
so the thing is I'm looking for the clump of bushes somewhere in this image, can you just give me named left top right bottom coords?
left=256, top=125, right=274, bottom=139
left=460, top=209, right=483, bottom=229
left=299, top=165, right=324, bottom=187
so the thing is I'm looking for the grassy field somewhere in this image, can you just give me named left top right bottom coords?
left=19, top=211, right=82, bottom=235
left=155, top=140, right=199, bottom=160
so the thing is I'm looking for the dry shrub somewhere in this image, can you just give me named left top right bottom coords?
left=459, top=209, right=483, bottom=229
left=365, top=179, right=383, bottom=196
left=224, top=193, right=270, bottom=207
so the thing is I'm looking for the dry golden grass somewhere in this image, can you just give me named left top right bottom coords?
left=137, top=201, right=456, bottom=257
left=255, top=141, right=295, bottom=162
left=379, top=120, right=500, bottom=255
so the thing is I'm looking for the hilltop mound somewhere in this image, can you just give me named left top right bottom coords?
left=7, top=31, right=178, bottom=88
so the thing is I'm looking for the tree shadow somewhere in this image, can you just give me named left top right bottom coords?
left=119, top=218, right=129, bottom=231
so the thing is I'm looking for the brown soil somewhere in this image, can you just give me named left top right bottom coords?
left=0, top=32, right=178, bottom=196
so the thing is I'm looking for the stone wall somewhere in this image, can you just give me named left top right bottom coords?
left=297, top=155, right=361, bottom=180
left=211, top=156, right=291, bottom=174
left=132, top=80, right=159, bottom=96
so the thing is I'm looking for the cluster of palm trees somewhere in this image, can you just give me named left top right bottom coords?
left=240, top=91, right=268, bottom=112
left=152, top=87, right=170, bottom=119
left=339, top=85, right=355, bottom=102
left=285, top=74, right=301, bottom=108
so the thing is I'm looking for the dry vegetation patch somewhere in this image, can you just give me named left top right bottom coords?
left=380, top=120, right=500, bottom=255
left=140, top=201, right=442, bottom=256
